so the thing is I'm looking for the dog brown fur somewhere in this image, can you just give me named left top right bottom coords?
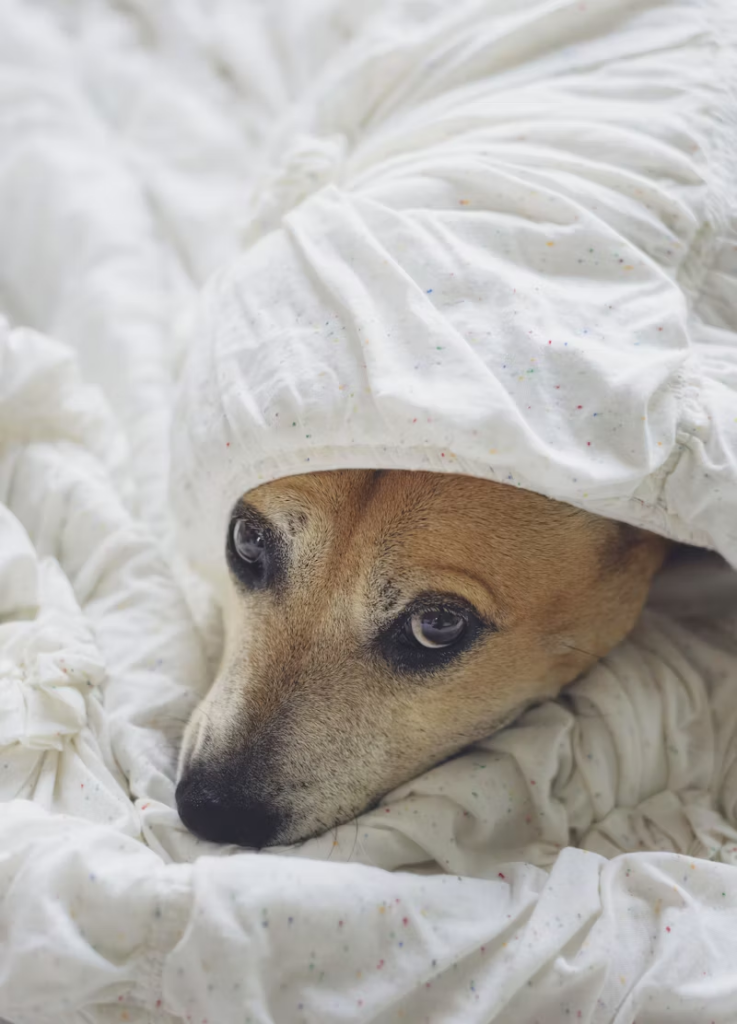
left=176, top=470, right=669, bottom=847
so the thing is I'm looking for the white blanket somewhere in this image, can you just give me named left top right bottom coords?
left=2, top=1, right=737, bottom=1022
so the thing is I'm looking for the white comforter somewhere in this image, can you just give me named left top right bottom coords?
left=2, top=1, right=737, bottom=1022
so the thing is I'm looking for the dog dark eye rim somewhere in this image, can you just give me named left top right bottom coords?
left=380, top=596, right=490, bottom=670
left=404, top=607, right=468, bottom=649
left=226, top=509, right=279, bottom=590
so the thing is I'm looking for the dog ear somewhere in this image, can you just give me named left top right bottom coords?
left=598, top=521, right=670, bottom=577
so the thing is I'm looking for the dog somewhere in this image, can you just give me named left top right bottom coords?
left=175, top=469, right=669, bottom=847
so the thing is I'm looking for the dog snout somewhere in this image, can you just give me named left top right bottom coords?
left=175, top=763, right=283, bottom=848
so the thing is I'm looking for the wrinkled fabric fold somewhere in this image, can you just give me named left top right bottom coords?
left=2, top=0, right=737, bottom=1021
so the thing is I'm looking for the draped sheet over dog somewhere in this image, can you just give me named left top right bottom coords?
left=2, top=1, right=737, bottom=1022
left=172, top=0, right=737, bottom=574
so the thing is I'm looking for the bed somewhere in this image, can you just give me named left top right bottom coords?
left=2, top=0, right=737, bottom=1021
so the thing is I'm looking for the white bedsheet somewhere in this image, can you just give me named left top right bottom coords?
left=2, top=1, right=737, bottom=1022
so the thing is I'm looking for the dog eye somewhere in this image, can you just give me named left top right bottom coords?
left=233, top=520, right=266, bottom=564
left=406, top=609, right=467, bottom=648
left=226, top=504, right=282, bottom=592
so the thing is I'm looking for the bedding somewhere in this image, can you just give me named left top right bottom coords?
left=2, top=0, right=737, bottom=1022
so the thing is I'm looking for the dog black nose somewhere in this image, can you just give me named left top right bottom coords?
left=175, top=769, right=283, bottom=848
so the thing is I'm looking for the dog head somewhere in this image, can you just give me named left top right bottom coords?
left=176, top=470, right=668, bottom=846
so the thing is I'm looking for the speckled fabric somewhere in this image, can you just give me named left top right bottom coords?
left=2, top=0, right=737, bottom=1022
left=171, top=0, right=737, bottom=576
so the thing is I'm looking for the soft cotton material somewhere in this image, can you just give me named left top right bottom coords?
left=1, top=0, right=737, bottom=1022
left=172, top=0, right=737, bottom=573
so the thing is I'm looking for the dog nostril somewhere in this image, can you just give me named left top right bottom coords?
left=175, top=773, right=283, bottom=848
